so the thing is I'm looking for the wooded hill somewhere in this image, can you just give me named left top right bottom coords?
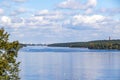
left=48, top=40, right=120, bottom=50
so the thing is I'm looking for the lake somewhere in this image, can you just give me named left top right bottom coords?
left=18, top=46, right=120, bottom=80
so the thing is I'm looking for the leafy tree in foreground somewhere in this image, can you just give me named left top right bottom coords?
left=0, top=28, right=21, bottom=80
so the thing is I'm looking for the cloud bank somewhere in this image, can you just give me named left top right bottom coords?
left=58, top=0, right=97, bottom=9
left=0, top=0, right=120, bottom=43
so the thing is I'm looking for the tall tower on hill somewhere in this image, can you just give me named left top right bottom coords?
left=109, top=36, right=111, bottom=40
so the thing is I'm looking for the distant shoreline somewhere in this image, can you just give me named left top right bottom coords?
left=47, top=39, right=120, bottom=50
left=20, top=39, right=120, bottom=50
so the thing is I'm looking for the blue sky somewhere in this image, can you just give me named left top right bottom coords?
left=0, top=0, right=120, bottom=43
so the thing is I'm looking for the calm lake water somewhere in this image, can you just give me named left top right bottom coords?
left=18, top=46, right=120, bottom=80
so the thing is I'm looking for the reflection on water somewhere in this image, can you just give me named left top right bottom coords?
left=18, top=47, right=120, bottom=80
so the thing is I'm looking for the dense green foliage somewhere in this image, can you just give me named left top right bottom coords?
left=48, top=42, right=89, bottom=48
left=0, top=28, right=21, bottom=80
left=48, top=40, right=120, bottom=50
left=88, top=40, right=120, bottom=50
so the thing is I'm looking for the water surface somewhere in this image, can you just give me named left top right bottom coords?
left=18, top=46, right=120, bottom=80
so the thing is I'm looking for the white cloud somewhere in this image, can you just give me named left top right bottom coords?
left=24, top=16, right=52, bottom=28
left=12, top=0, right=27, bottom=3
left=72, top=14, right=105, bottom=25
left=58, top=0, right=97, bottom=9
left=37, top=9, right=49, bottom=15
left=113, top=24, right=120, bottom=35
left=85, top=8, right=93, bottom=14
left=17, top=8, right=27, bottom=13
left=87, top=0, right=97, bottom=8
left=0, top=16, right=25, bottom=28
left=1, top=12, right=118, bottom=32
left=58, top=0, right=82, bottom=9
left=11, top=17, right=24, bottom=23
left=0, top=8, right=4, bottom=14
left=34, top=10, right=65, bottom=22
left=1, top=16, right=11, bottom=23
left=98, top=8, right=120, bottom=16
left=11, top=7, right=27, bottom=16
left=62, top=14, right=120, bottom=38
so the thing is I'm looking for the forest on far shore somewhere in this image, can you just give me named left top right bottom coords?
left=48, top=40, right=120, bottom=50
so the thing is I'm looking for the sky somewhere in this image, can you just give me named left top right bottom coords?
left=0, top=0, right=120, bottom=44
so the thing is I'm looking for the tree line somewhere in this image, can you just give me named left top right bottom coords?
left=48, top=40, right=120, bottom=50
